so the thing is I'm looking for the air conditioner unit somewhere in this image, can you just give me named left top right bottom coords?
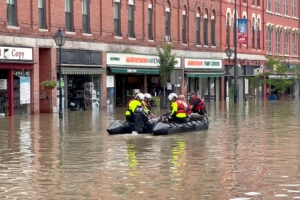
left=165, top=36, right=170, bottom=42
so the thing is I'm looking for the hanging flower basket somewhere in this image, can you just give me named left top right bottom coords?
left=41, top=80, right=57, bottom=90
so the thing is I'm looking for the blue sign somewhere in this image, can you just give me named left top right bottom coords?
left=237, top=19, right=248, bottom=43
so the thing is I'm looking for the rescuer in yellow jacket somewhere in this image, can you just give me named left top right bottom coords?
left=125, top=93, right=145, bottom=122
left=165, top=93, right=187, bottom=123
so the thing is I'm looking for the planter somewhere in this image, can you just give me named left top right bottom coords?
left=41, top=80, right=57, bottom=90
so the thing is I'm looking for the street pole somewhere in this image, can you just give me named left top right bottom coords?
left=233, top=0, right=238, bottom=104
left=59, top=46, right=63, bottom=118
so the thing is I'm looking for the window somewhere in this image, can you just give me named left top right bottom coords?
left=82, top=0, right=90, bottom=33
left=276, top=31, right=281, bottom=54
left=243, top=0, right=247, bottom=3
left=267, top=0, right=272, bottom=11
left=226, top=20, right=230, bottom=47
left=128, top=3, right=134, bottom=38
left=257, top=0, right=260, bottom=7
left=292, top=33, right=298, bottom=55
left=165, top=8, right=170, bottom=37
left=114, top=1, right=121, bottom=36
left=196, top=13, right=201, bottom=45
left=38, top=0, right=46, bottom=29
left=275, top=0, right=281, bottom=13
left=251, top=18, right=255, bottom=48
left=284, top=0, right=289, bottom=15
left=148, top=5, right=153, bottom=40
left=182, top=11, right=187, bottom=44
left=7, top=0, right=17, bottom=26
left=292, top=0, right=296, bottom=17
left=284, top=32, right=290, bottom=55
left=203, top=15, right=208, bottom=46
left=252, top=0, right=255, bottom=5
left=211, top=15, right=216, bottom=46
left=257, top=25, right=260, bottom=50
left=65, top=0, right=73, bottom=32
left=266, top=29, right=273, bottom=54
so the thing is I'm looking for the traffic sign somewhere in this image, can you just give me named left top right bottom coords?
left=229, top=65, right=243, bottom=77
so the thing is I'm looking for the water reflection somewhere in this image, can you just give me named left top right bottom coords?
left=0, top=100, right=300, bottom=199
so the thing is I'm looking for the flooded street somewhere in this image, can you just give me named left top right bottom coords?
left=1, top=100, right=300, bottom=199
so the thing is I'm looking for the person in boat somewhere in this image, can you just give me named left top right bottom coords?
left=143, top=93, right=156, bottom=118
left=164, top=93, right=187, bottom=123
left=178, top=94, right=192, bottom=115
left=189, top=91, right=206, bottom=117
left=125, top=93, right=148, bottom=122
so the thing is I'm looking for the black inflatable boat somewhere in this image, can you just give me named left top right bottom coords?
left=107, top=116, right=209, bottom=135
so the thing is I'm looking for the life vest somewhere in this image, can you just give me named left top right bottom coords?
left=183, top=101, right=192, bottom=115
left=142, top=101, right=151, bottom=111
left=125, top=99, right=141, bottom=116
left=175, top=100, right=186, bottom=114
left=191, top=96, right=205, bottom=111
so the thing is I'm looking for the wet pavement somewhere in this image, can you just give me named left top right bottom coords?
left=1, top=99, right=300, bottom=199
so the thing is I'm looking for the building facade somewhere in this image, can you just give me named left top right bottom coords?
left=0, top=0, right=299, bottom=115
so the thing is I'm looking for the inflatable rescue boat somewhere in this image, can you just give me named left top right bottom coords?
left=107, top=116, right=209, bottom=135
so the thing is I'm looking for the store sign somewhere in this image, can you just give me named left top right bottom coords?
left=0, top=46, right=33, bottom=61
left=185, top=58, right=222, bottom=69
left=14, top=70, right=30, bottom=77
left=0, top=79, right=7, bottom=90
left=107, top=53, right=181, bottom=68
left=20, top=77, right=30, bottom=104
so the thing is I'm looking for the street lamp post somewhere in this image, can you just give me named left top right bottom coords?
left=53, top=28, right=67, bottom=118
left=225, top=1, right=238, bottom=104
left=233, top=0, right=238, bottom=104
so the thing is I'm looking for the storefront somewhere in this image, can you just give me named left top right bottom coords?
left=106, top=52, right=181, bottom=107
left=0, top=46, right=34, bottom=116
left=224, top=64, right=264, bottom=101
left=184, top=58, right=223, bottom=102
left=57, top=49, right=105, bottom=110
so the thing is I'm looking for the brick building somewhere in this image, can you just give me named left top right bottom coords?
left=0, top=0, right=299, bottom=116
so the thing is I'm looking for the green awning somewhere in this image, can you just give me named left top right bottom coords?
left=110, top=68, right=159, bottom=74
left=186, top=73, right=224, bottom=77
left=62, top=67, right=105, bottom=75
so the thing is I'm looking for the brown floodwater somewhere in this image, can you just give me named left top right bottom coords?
left=1, top=99, right=300, bottom=199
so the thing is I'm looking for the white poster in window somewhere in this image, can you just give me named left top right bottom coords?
left=107, top=76, right=114, bottom=87
left=20, top=77, right=30, bottom=104
left=0, top=79, right=7, bottom=90
left=245, top=79, right=249, bottom=94
left=166, top=82, right=172, bottom=90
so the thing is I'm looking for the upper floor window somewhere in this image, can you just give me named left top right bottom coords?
left=7, top=0, right=17, bottom=26
left=292, top=32, right=298, bottom=56
left=165, top=7, right=171, bottom=39
left=266, top=29, right=273, bottom=54
left=182, top=10, right=187, bottom=44
left=128, top=1, right=135, bottom=38
left=267, top=0, right=272, bottom=11
left=275, top=0, right=281, bottom=13
left=38, top=0, right=46, bottom=29
left=252, top=0, right=255, bottom=6
left=196, top=11, right=201, bottom=45
left=148, top=4, right=153, bottom=40
left=257, top=21, right=260, bottom=50
left=251, top=19, right=255, bottom=48
left=276, top=30, right=281, bottom=54
left=65, top=0, right=73, bottom=32
left=226, top=13, right=230, bottom=47
left=257, top=0, right=260, bottom=7
left=284, top=0, right=289, bottom=15
left=211, top=13, right=216, bottom=46
left=243, top=0, right=247, bottom=3
left=114, top=1, right=121, bottom=36
left=284, top=31, right=290, bottom=55
left=292, top=0, right=297, bottom=17
left=203, top=13, right=208, bottom=46
left=82, top=0, right=90, bottom=33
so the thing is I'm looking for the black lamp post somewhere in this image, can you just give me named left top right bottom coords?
left=53, top=28, right=67, bottom=118
left=233, top=0, right=238, bottom=104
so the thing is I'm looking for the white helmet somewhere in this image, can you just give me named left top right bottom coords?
left=168, top=93, right=178, bottom=101
left=144, top=93, right=152, bottom=99
left=135, top=93, right=145, bottom=100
